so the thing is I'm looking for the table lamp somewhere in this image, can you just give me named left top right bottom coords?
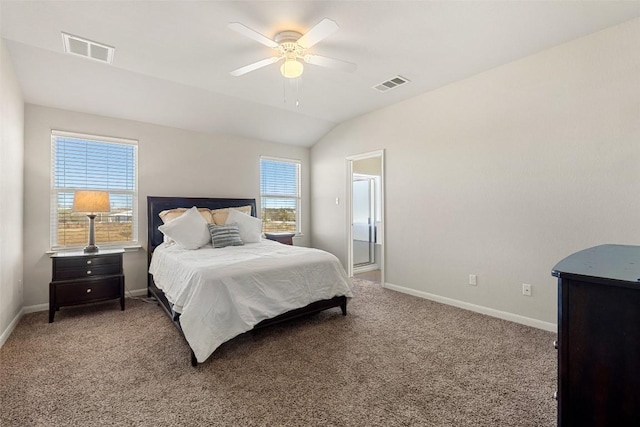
left=73, top=190, right=111, bottom=253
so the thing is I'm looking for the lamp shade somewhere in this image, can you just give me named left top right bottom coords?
left=73, top=190, right=111, bottom=213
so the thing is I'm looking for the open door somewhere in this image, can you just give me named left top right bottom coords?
left=347, top=150, right=384, bottom=285
left=352, top=176, right=376, bottom=267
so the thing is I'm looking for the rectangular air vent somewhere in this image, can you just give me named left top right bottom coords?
left=62, top=32, right=115, bottom=64
left=373, top=75, right=410, bottom=92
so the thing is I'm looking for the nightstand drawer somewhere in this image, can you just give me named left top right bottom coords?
left=55, top=276, right=122, bottom=305
left=265, top=232, right=295, bottom=245
left=53, top=253, right=121, bottom=269
left=54, top=264, right=121, bottom=280
left=53, top=254, right=121, bottom=280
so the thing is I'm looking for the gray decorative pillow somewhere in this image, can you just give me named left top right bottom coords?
left=208, top=223, right=244, bottom=248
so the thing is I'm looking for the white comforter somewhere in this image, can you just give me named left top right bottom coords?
left=149, top=239, right=353, bottom=362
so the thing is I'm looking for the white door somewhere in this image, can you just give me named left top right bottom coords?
left=353, top=177, right=375, bottom=266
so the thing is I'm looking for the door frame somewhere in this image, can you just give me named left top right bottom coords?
left=346, top=149, right=385, bottom=284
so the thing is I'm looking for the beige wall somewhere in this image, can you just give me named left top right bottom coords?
left=311, top=18, right=640, bottom=326
left=0, top=39, right=25, bottom=340
left=23, top=105, right=310, bottom=307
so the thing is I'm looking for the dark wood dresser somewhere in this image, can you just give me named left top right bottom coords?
left=552, top=244, right=640, bottom=426
left=265, top=232, right=295, bottom=246
left=49, top=249, right=125, bottom=322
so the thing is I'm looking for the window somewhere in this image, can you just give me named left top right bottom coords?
left=260, top=157, right=301, bottom=233
left=51, top=131, right=138, bottom=250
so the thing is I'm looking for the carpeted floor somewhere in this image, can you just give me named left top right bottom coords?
left=0, top=279, right=557, bottom=426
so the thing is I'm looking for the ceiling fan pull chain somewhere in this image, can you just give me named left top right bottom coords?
left=283, top=77, right=287, bottom=104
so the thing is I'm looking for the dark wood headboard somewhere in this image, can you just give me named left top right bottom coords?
left=147, top=196, right=257, bottom=259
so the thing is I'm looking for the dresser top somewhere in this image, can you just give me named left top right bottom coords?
left=50, top=248, right=125, bottom=258
left=552, top=244, right=640, bottom=284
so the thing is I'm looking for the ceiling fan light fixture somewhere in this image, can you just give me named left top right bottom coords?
left=280, top=59, right=303, bottom=79
left=229, top=19, right=355, bottom=79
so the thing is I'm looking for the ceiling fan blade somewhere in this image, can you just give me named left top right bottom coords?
left=228, top=22, right=278, bottom=48
left=230, top=57, right=281, bottom=77
left=297, top=18, right=339, bottom=49
left=304, top=54, right=357, bottom=73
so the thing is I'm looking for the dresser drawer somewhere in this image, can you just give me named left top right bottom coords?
left=53, top=254, right=121, bottom=280
left=55, top=276, right=122, bottom=305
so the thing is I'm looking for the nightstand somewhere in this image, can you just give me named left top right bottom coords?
left=264, top=232, right=295, bottom=246
left=49, top=249, right=125, bottom=322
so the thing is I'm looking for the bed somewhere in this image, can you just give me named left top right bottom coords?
left=147, top=196, right=353, bottom=366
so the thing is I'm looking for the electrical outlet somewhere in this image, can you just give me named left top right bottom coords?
left=522, top=283, right=532, bottom=296
left=469, top=274, right=477, bottom=286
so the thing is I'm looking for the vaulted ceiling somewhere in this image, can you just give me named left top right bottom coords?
left=2, top=1, right=639, bottom=146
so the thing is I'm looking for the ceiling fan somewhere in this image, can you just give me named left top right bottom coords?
left=228, top=18, right=357, bottom=78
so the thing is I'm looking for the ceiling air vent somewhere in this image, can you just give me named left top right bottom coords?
left=373, top=75, right=410, bottom=92
left=62, top=32, right=115, bottom=64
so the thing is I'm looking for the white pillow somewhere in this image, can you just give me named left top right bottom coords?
left=225, top=208, right=262, bottom=243
left=158, top=206, right=210, bottom=250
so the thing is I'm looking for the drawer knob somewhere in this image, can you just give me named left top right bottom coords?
left=87, top=260, right=92, bottom=265
left=86, top=288, right=92, bottom=293
left=87, top=270, right=92, bottom=275
left=553, top=340, right=558, bottom=349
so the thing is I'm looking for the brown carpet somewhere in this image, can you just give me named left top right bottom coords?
left=0, top=279, right=556, bottom=426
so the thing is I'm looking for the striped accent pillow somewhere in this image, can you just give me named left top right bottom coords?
left=208, top=223, right=244, bottom=248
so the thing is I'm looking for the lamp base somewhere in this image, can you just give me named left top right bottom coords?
left=85, top=214, right=99, bottom=253
left=84, top=245, right=99, bottom=254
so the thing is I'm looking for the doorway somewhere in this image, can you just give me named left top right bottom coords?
left=353, top=176, right=376, bottom=267
left=347, top=150, right=384, bottom=285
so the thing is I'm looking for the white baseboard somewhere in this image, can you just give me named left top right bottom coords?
left=23, top=303, right=48, bottom=314
left=354, top=264, right=380, bottom=274
left=383, top=282, right=557, bottom=333
left=0, top=308, right=25, bottom=348
left=126, top=288, right=148, bottom=297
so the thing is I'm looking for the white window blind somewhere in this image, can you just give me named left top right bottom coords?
left=51, top=130, right=138, bottom=250
left=260, top=157, right=301, bottom=233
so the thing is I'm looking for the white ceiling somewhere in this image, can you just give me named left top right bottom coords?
left=2, top=1, right=639, bottom=147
